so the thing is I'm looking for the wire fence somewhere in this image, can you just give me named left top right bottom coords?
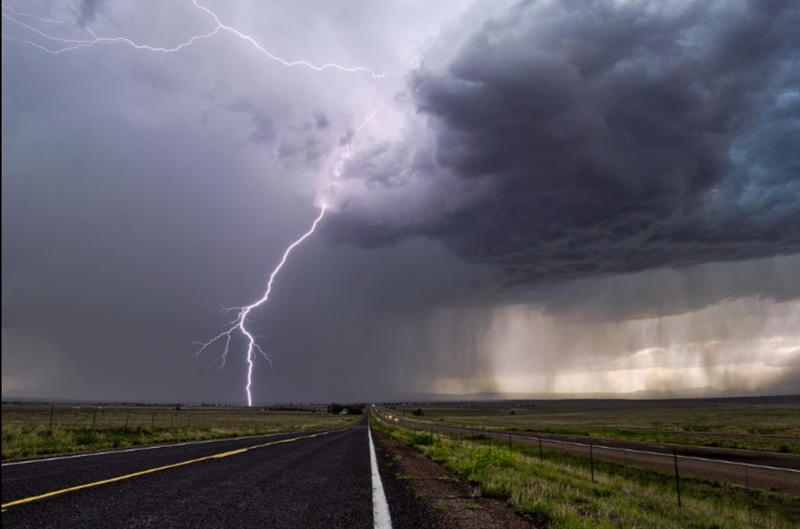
left=1, top=404, right=328, bottom=432
left=376, top=410, right=800, bottom=499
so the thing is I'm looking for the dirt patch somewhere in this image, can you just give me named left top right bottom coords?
left=374, top=431, right=542, bottom=529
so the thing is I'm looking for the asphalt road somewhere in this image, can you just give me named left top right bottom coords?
left=2, top=421, right=383, bottom=528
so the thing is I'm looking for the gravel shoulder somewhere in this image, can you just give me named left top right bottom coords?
left=374, top=430, right=541, bottom=529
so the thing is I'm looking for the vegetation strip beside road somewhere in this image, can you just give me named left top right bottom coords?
left=374, top=416, right=800, bottom=529
left=380, top=411, right=800, bottom=475
left=388, top=399, right=800, bottom=454
left=1, top=404, right=360, bottom=459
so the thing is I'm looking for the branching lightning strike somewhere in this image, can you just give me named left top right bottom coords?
left=3, top=0, right=383, bottom=405
left=1, top=1, right=383, bottom=78
left=196, top=104, right=383, bottom=405
left=193, top=206, right=326, bottom=407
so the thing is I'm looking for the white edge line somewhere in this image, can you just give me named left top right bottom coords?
left=368, top=422, right=393, bottom=529
left=1, top=430, right=326, bottom=467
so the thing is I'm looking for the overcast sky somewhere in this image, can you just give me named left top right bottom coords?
left=3, top=0, right=798, bottom=404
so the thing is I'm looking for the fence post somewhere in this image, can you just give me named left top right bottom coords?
left=49, top=403, right=55, bottom=430
left=151, top=411, right=156, bottom=429
left=745, top=465, right=752, bottom=524
left=125, top=409, right=130, bottom=429
left=92, top=408, right=98, bottom=429
left=539, top=437, right=543, bottom=463
left=590, top=443, right=595, bottom=482
left=673, top=449, right=682, bottom=507
left=508, top=434, right=512, bottom=453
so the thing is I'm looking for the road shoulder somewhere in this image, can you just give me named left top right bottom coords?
left=373, top=430, right=540, bottom=529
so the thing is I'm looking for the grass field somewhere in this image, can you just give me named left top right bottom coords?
left=1, top=403, right=359, bottom=459
left=375, top=416, right=799, bottom=529
left=390, top=396, right=800, bottom=454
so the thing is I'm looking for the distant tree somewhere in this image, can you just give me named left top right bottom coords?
left=412, top=408, right=424, bottom=417
left=327, top=403, right=345, bottom=415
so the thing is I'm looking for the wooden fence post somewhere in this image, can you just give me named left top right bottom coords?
left=673, top=450, right=682, bottom=507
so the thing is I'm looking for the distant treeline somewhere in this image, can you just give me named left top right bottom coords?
left=3, top=402, right=348, bottom=412
left=326, top=404, right=365, bottom=415
left=262, top=405, right=318, bottom=412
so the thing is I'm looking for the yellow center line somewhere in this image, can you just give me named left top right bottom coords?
left=2, top=430, right=334, bottom=510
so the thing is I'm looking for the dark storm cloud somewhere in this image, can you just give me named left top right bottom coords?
left=329, top=0, right=800, bottom=288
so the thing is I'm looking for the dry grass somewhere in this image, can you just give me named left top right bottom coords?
left=2, top=404, right=358, bottom=459
left=392, top=398, right=800, bottom=453
left=377, top=417, right=799, bottom=529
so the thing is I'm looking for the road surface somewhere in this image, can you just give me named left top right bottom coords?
left=2, top=419, right=393, bottom=529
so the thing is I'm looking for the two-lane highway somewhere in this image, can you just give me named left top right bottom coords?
left=2, top=419, right=389, bottom=528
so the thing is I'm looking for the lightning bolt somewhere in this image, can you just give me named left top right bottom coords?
left=197, top=106, right=382, bottom=406
left=193, top=206, right=326, bottom=407
left=3, top=1, right=385, bottom=405
left=332, top=105, right=385, bottom=178
left=1, top=1, right=383, bottom=78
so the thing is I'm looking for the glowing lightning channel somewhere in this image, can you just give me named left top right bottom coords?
left=193, top=206, right=326, bottom=407
left=1, top=1, right=383, bottom=78
left=196, top=106, right=382, bottom=405
left=3, top=2, right=385, bottom=405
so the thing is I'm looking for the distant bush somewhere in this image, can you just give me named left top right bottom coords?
left=409, top=432, right=434, bottom=445
left=327, top=403, right=345, bottom=415
left=326, top=403, right=364, bottom=415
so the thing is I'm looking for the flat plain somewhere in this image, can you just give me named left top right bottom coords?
left=390, top=395, right=800, bottom=453
left=1, top=403, right=358, bottom=459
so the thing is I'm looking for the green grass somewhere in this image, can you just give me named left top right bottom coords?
left=376, top=418, right=799, bottom=529
left=391, top=399, right=800, bottom=453
left=1, top=404, right=359, bottom=459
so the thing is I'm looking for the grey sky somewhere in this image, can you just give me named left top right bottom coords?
left=2, top=0, right=798, bottom=404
